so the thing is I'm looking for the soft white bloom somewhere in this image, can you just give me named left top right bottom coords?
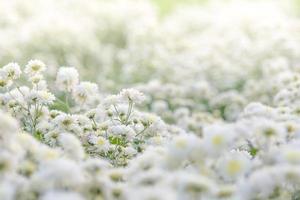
left=276, top=140, right=300, bottom=164
left=73, top=81, right=98, bottom=104
left=124, top=146, right=137, bottom=157
left=103, top=95, right=121, bottom=107
left=172, top=172, right=216, bottom=200
left=91, top=136, right=110, bottom=152
left=25, top=60, right=46, bottom=76
left=0, top=182, right=15, bottom=200
left=38, top=91, right=55, bottom=105
left=82, top=158, right=111, bottom=174
left=252, top=119, right=287, bottom=147
left=167, top=134, right=200, bottom=160
left=119, top=88, right=145, bottom=104
left=29, top=74, right=44, bottom=85
left=54, top=114, right=76, bottom=130
left=41, top=191, right=84, bottom=200
left=202, top=124, right=236, bottom=156
left=108, top=125, right=135, bottom=140
left=0, top=111, right=19, bottom=141
left=56, top=67, right=79, bottom=92
left=128, top=186, right=176, bottom=200
left=2, top=62, right=21, bottom=80
left=31, top=158, right=85, bottom=192
left=216, top=150, right=252, bottom=181
left=27, top=90, right=55, bottom=105
left=0, top=71, right=12, bottom=88
left=58, top=133, right=85, bottom=160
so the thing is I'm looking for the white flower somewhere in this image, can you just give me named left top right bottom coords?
left=167, top=134, right=200, bottom=160
left=2, top=62, right=22, bottom=80
left=0, top=151, right=18, bottom=173
left=36, top=90, right=56, bottom=105
left=58, top=133, right=84, bottom=160
left=280, top=147, right=300, bottom=164
left=25, top=60, right=46, bottom=76
left=41, top=191, right=84, bottom=200
left=277, top=140, right=300, bottom=164
left=31, top=159, right=85, bottom=192
left=216, top=150, right=252, bottom=181
left=242, top=102, right=275, bottom=118
left=237, top=167, right=282, bottom=200
left=82, top=158, right=111, bottom=174
left=119, top=88, right=145, bottom=104
left=54, top=114, right=76, bottom=130
left=103, top=94, right=121, bottom=107
left=40, top=91, right=55, bottom=104
left=0, top=71, right=12, bottom=88
left=124, top=146, right=137, bottom=157
left=252, top=119, right=287, bottom=147
left=172, top=172, right=215, bottom=200
left=73, top=81, right=98, bottom=104
left=56, top=67, right=79, bottom=92
left=202, top=124, right=236, bottom=156
left=29, top=74, right=44, bottom=85
left=0, top=111, right=19, bottom=141
left=96, top=136, right=110, bottom=152
left=0, top=182, right=15, bottom=200
left=44, top=130, right=60, bottom=147
left=108, top=125, right=135, bottom=140
left=128, top=186, right=176, bottom=200
left=26, top=90, right=55, bottom=105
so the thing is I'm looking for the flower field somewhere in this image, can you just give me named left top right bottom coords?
left=1, top=0, right=300, bottom=199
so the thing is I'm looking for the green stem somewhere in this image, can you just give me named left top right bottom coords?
left=125, top=100, right=133, bottom=125
left=65, top=93, right=70, bottom=112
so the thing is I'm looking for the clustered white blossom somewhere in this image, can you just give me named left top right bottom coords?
left=1, top=0, right=300, bottom=200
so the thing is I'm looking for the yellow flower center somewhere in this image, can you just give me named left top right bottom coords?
left=97, top=138, right=106, bottom=145
left=212, top=135, right=224, bottom=146
left=226, top=160, right=242, bottom=175
left=175, top=139, right=187, bottom=149
left=286, top=150, right=300, bottom=162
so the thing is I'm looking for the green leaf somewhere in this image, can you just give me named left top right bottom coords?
left=250, top=147, right=259, bottom=157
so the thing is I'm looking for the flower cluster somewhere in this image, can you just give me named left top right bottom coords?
left=1, top=0, right=300, bottom=199
left=1, top=57, right=300, bottom=199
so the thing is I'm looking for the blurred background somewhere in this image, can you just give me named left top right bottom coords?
left=153, top=0, right=300, bottom=14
